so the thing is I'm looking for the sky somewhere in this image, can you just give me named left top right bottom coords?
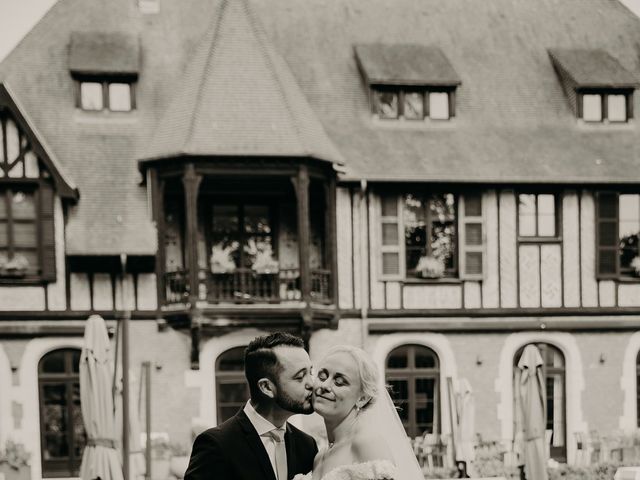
left=0, top=0, right=57, bottom=61
left=1, top=0, right=640, bottom=61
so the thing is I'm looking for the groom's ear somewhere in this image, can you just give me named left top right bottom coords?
left=257, top=377, right=276, bottom=399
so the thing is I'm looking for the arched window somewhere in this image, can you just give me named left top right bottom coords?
left=38, top=348, right=85, bottom=478
left=514, top=343, right=566, bottom=462
left=386, top=344, right=439, bottom=437
left=216, top=347, right=249, bottom=424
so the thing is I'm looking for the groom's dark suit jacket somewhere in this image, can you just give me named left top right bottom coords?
left=184, top=409, right=317, bottom=480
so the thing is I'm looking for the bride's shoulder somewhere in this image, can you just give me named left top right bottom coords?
left=350, top=430, right=394, bottom=464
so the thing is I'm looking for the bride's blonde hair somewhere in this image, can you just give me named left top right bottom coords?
left=322, top=345, right=379, bottom=410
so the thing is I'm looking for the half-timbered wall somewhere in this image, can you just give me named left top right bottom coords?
left=0, top=193, right=158, bottom=313
left=337, top=188, right=640, bottom=311
left=0, top=196, right=64, bottom=311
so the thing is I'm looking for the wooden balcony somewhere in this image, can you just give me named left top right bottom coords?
left=164, top=267, right=332, bottom=305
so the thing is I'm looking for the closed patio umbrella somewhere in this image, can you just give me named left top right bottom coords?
left=80, top=315, right=124, bottom=480
left=516, top=344, right=548, bottom=480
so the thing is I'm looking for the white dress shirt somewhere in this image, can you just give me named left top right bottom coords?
left=243, top=400, right=288, bottom=478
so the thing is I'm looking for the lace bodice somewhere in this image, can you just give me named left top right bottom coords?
left=292, top=460, right=396, bottom=480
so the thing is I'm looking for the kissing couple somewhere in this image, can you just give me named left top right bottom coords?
left=184, top=332, right=423, bottom=480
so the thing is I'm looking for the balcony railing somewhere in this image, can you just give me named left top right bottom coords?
left=164, top=267, right=332, bottom=305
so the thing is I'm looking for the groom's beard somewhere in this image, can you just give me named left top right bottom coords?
left=275, top=387, right=314, bottom=415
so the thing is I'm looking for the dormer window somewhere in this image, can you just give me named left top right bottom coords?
left=69, top=31, right=140, bottom=113
left=372, top=88, right=453, bottom=121
left=355, top=44, right=461, bottom=122
left=580, top=91, right=629, bottom=123
left=79, top=79, right=134, bottom=112
left=549, top=48, right=638, bottom=124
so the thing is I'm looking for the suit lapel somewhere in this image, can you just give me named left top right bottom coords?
left=285, top=423, right=296, bottom=477
left=236, top=410, right=277, bottom=480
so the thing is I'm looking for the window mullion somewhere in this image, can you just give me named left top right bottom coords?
left=425, top=200, right=431, bottom=257
left=534, top=194, right=539, bottom=237
left=103, top=81, right=109, bottom=111
left=6, top=189, right=14, bottom=257
left=239, top=204, right=245, bottom=268
left=616, top=194, right=621, bottom=276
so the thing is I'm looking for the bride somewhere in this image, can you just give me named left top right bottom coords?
left=294, top=345, right=424, bottom=480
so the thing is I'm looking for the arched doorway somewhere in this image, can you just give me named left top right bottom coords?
left=38, top=348, right=86, bottom=478
left=385, top=344, right=440, bottom=437
left=514, top=343, right=566, bottom=462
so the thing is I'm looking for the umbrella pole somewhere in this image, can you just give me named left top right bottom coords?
left=121, top=254, right=131, bottom=480
left=143, top=361, right=152, bottom=480
left=447, top=377, right=458, bottom=464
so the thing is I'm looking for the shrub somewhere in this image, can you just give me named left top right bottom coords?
left=0, top=441, right=31, bottom=469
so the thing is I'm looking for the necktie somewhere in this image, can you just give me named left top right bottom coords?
left=268, top=427, right=287, bottom=480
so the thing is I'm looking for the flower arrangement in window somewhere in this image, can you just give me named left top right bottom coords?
left=210, top=242, right=238, bottom=274
left=245, top=239, right=279, bottom=274
left=631, top=256, right=640, bottom=277
left=415, top=255, right=445, bottom=279
left=0, top=253, right=30, bottom=277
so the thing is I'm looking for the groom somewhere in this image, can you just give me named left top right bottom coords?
left=185, top=332, right=317, bottom=480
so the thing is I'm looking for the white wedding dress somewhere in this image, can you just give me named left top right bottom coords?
left=293, top=387, right=422, bottom=480
left=293, top=460, right=397, bottom=480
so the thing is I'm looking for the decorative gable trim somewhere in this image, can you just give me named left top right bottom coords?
left=0, top=83, right=78, bottom=201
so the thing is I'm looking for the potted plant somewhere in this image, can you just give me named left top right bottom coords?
left=251, top=245, right=279, bottom=275
left=0, top=254, right=29, bottom=278
left=148, top=436, right=171, bottom=480
left=210, top=242, right=237, bottom=274
left=168, top=442, right=191, bottom=479
left=415, top=255, right=445, bottom=279
left=631, top=256, right=640, bottom=277
left=0, top=440, right=31, bottom=480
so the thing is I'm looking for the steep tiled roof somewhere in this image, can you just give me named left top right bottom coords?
left=355, top=44, right=461, bottom=86
left=0, top=0, right=156, bottom=254
left=1, top=0, right=640, bottom=253
left=252, top=0, right=640, bottom=183
left=142, top=0, right=343, bottom=165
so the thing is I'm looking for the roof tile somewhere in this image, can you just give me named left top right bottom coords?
left=142, top=0, right=343, bottom=165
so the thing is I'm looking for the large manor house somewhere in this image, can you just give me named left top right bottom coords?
left=1, top=0, right=640, bottom=478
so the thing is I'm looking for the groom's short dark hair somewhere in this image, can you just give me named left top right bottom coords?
left=244, top=332, right=305, bottom=402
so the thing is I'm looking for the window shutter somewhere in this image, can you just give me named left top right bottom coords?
left=380, top=194, right=403, bottom=279
left=596, top=192, right=618, bottom=278
left=39, top=182, right=57, bottom=282
left=459, top=193, right=485, bottom=280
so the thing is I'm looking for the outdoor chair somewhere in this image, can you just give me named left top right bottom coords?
left=573, top=431, right=588, bottom=466
left=422, top=433, right=449, bottom=470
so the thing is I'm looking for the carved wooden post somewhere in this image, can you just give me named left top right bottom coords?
left=294, top=165, right=312, bottom=336
left=182, top=164, right=203, bottom=369
left=182, top=163, right=202, bottom=307
left=295, top=165, right=311, bottom=304
left=149, top=169, right=165, bottom=305
left=325, top=175, right=339, bottom=326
